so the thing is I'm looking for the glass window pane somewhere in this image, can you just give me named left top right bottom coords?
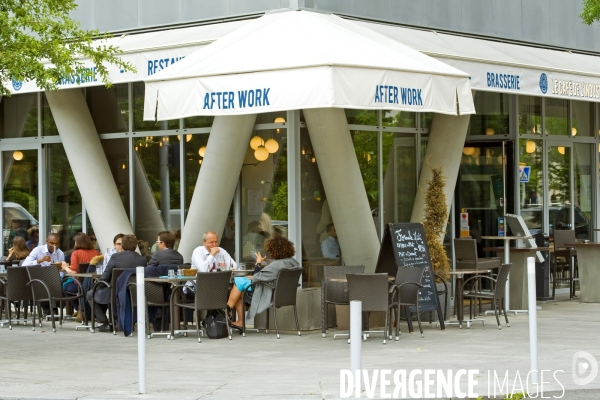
left=545, top=98, right=569, bottom=136
left=383, top=111, right=416, bottom=128
left=345, top=109, right=377, bottom=125
left=100, top=138, right=130, bottom=219
left=351, top=130, right=379, bottom=236
left=382, top=132, right=416, bottom=225
left=519, top=138, right=543, bottom=229
left=421, top=112, right=434, bottom=130
left=3, top=150, right=39, bottom=256
left=184, top=116, right=214, bottom=129
left=42, top=93, right=58, bottom=136
left=0, top=93, right=38, bottom=138
left=518, top=95, right=541, bottom=135
left=571, top=100, right=594, bottom=137
left=574, top=143, right=592, bottom=239
left=547, top=144, right=571, bottom=238
left=47, top=144, right=82, bottom=251
left=468, top=91, right=509, bottom=136
left=241, top=129, right=287, bottom=263
left=86, top=84, right=129, bottom=133
left=134, top=135, right=181, bottom=248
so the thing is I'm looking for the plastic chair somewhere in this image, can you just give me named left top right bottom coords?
left=242, top=268, right=303, bottom=339
left=26, top=266, right=86, bottom=332
left=321, top=265, right=365, bottom=338
left=346, top=273, right=398, bottom=344
left=170, top=270, right=232, bottom=343
left=462, top=263, right=511, bottom=330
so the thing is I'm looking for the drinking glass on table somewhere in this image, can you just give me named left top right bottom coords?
left=177, top=268, right=183, bottom=276
left=168, top=269, right=175, bottom=279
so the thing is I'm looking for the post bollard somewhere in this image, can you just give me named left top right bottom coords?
left=136, top=266, right=147, bottom=394
left=350, top=300, right=362, bottom=395
left=527, top=257, right=538, bottom=388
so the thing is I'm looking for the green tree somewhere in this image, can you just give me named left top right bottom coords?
left=580, top=0, right=600, bottom=24
left=0, top=0, right=135, bottom=96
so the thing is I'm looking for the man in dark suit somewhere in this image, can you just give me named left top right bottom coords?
left=87, top=234, right=146, bottom=332
left=147, top=231, right=184, bottom=267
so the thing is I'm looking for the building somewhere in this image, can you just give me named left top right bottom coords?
left=1, top=1, right=599, bottom=305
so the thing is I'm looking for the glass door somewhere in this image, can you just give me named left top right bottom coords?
left=545, top=141, right=577, bottom=240
left=1, top=146, right=40, bottom=256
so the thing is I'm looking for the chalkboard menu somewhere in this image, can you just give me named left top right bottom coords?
left=375, top=222, right=444, bottom=329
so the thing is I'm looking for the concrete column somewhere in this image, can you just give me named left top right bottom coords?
left=303, top=108, right=380, bottom=273
left=46, top=89, right=133, bottom=251
left=178, top=114, right=257, bottom=262
left=410, top=113, right=470, bottom=226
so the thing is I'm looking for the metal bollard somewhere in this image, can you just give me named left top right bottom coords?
left=527, top=257, right=538, bottom=387
left=350, top=300, right=362, bottom=395
left=136, top=266, right=147, bottom=394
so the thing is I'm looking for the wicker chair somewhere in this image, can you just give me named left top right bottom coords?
left=321, top=265, right=365, bottom=338
left=394, top=267, right=425, bottom=338
left=551, top=230, right=577, bottom=299
left=0, top=266, right=36, bottom=329
left=26, top=266, right=86, bottom=332
left=346, top=273, right=398, bottom=344
left=170, top=270, right=232, bottom=342
left=128, top=279, right=171, bottom=337
left=462, top=263, right=511, bottom=330
left=90, top=268, right=126, bottom=334
left=242, top=268, right=303, bottom=339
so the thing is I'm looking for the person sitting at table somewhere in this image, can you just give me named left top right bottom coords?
left=147, top=231, right=183, bottom=267
left=321, top=223, right=340, bottom=259
left=86, top=234, right=146, bottom=332
left=22, top=233, right=65, bottom=266
left=103, top=233, right=125, bottom=272
left=60, top=233, right=101, bottom=322
left=226, top=236, right=301, bottom=331
left=191, top=231, right=237, bottom=272
left=6, top=236, right=30, bottom=264
left=26, top=226, right=39, bottom=251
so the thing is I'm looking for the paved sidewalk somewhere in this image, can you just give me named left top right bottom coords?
left=0, top=293, right=598, bottom=399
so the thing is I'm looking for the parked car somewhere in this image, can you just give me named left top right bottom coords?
left=520, top=205, right=590, bottom=238
left=3, top=202, right=39, bottom=252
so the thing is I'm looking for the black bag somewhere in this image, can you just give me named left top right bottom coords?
left=202, top=310, right=229, bottom=339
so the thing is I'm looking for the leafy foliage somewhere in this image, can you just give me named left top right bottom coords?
left=423, top=166, right=450, bottom=280
left=0, top=0, right=135, bottom=96
left=580, top=0, right=600, bottom=24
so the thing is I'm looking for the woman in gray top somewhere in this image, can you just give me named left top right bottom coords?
left=227, top=236, right=301, bottom=330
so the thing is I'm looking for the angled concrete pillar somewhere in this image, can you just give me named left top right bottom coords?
left=410, top=113, right=471, bottom=225
left=303, top=108, right=380, bottom=273
left=46, top=89, right=133, bottom=251
left=178, top=114, right=257, bottom=262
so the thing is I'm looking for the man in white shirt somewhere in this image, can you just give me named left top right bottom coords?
left=191, top=231, right=237, bottom=272
left=321, top=223, right=340, bottom=259
left=22, top=233, right=65, bottom=266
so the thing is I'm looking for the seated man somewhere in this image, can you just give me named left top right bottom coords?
left=321, top=223, right=340, bottom=259
left=191, top=231, right=237, bottom=272
left=22, top=232, right=65, bottom=266
left=87, top=234, right=146, bottom=332
left=147, top=231, right=183, bottom=268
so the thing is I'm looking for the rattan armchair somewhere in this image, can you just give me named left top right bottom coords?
left=346, top=273, right=398, bottom=344
left=26, top=266, right=86, bottom=332
left=90, top=268, right=126, bottom=334
left=551, top=230, right=577, bottom=299
left=170, top=270, right=232, bottom=343
left=128, top=278, right=171, bottom=337
left=394, top=267, right=425, bottom=338
left=462, top=263, right=511, bottom=329
left=0, top=266, right=37, bottom=329
left=242, top=268, right=303, bottom=339
left=321, top=265, right=365, bottom=338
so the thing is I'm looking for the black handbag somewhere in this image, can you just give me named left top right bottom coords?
left=202, top=310, right=229, bottom=339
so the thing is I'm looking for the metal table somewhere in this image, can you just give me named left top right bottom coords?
left=447, top=269, right=491, bottom=328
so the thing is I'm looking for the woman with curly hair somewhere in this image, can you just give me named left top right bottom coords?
left=226, top=236, right=301, bottom=331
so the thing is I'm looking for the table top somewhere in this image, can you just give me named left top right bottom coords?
left=482, top=236, right=533, bottom=240
left=566, top=242, right=600, bottom=247
left=327, top=276, right=395, bottom=283
left=68, top=272, right=101, bottom=279
left=449, top=269, right=491, bottom=276
left=483, top=246, right=550, bottom=252
left=145, top=276, right=195, bottom=283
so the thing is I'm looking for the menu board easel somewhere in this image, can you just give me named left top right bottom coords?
left=375, top=222, right=445, bottom=329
